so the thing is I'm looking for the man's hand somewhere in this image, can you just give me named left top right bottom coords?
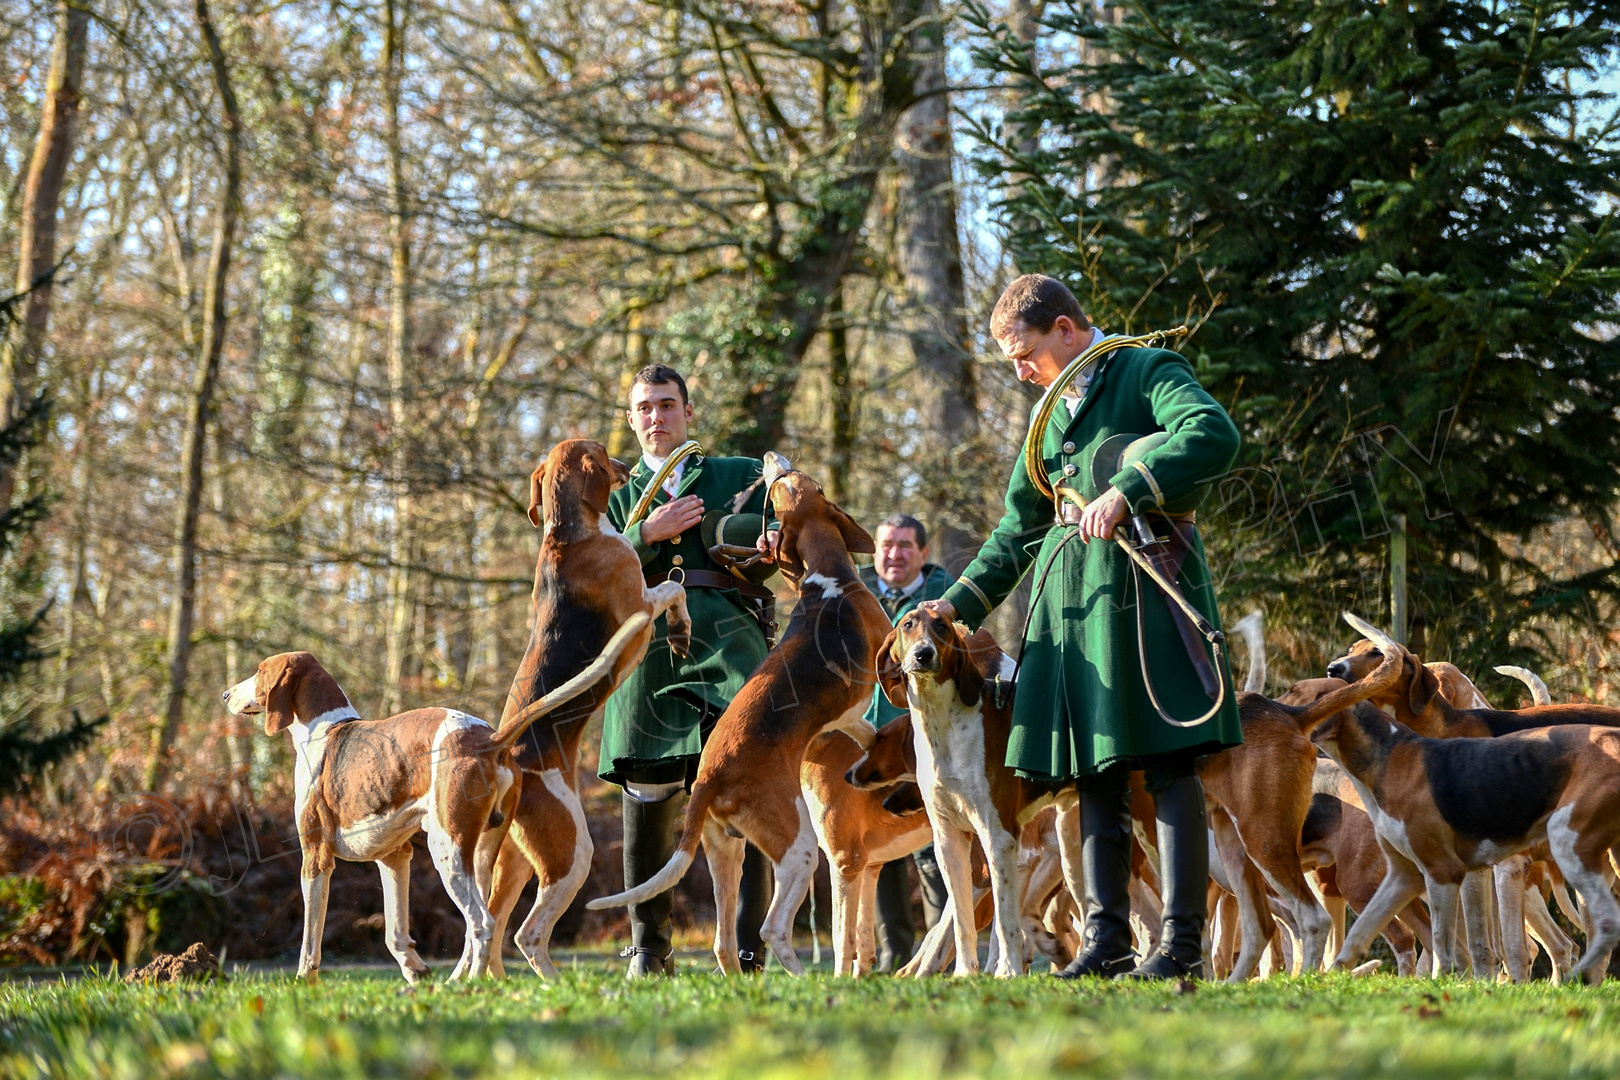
left=917, top=599, right=957, bottom=622
left=1079, top=487, right=1128, bottom=543
left=641, top=495, right=704, bottom=543
left=756, top=528, right=780, bottom=564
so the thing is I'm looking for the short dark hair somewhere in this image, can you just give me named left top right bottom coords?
left=876, top=513, right=928, bottom=550
left=990, top=274, right=1090, bottom=339
left=630, top=364, right=689, bottom=405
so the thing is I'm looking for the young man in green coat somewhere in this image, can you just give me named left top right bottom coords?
left=859, top=513, right=953, bottom=970
left=921, top=276, right=1242, bottom=980
left=602, top=364, right=778, bottom=977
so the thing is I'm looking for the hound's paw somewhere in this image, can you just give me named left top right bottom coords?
left=668, top=622, right=693, bottom=659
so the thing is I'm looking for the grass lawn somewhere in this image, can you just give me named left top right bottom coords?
left=4, top=959, right=1620, bottom=1079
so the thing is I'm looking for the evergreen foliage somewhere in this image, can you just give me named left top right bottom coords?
left=968, top=0, right=1620, bottom=670
left=0, top=293, right=105, bottom=795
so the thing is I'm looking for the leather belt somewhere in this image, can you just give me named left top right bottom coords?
left=646, top=567, right=774, bottom=600
left=1055, top=501, right=1196, bottom=528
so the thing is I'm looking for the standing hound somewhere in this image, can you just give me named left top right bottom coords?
left=222, top=628, right=642, bottom=983
left=874, top=616, right=1053, bottom=976
left=587, top=456, right=891, bottom=974
left=800, top=729, right=932, bottom=975
left=480, top=438, right=690, bottom=978
left=1329, top=635, right=1601, bottom=980
left=1317, top=616, right=1620, bottom=982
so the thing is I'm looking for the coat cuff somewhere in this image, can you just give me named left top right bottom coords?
left=942, top=578, right=992, bottom=629
left=1109, top=464, right=1161, bottom=515
left=623, top=521, right=658, bottom=566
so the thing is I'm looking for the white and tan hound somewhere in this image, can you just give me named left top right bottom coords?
left=222, top=625, right=642, bottom=983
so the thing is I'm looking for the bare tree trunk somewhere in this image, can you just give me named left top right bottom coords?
left=0, top=0, right=89, bottom=509
left=606, top=309, right=647, bottom=459
left=382, top=0, right=415, bottom=715
left=148, top=0, right=242, bottom=790
left=826, top=287, right=855, bottom=504
left=895, top=0, right=977, bottom=567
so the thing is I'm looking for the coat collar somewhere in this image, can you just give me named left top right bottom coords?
left=630, top=452, right=705, bottom=502
left=1058, top=348, right=1122, bottom=441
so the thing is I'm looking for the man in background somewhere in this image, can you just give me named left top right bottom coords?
left=602, top=364, right=779, bottom=977
left=859, top=513, right=953, bottom=972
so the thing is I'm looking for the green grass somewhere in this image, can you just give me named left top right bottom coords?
left=4, top=963, right=1620, bottom=1079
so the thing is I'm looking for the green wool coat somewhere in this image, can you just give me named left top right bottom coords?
left=942, top=345, right=1244, bottom=781
left=599, top=454, right=772, bottom=786
left=859, top=563, right=955, bottom=728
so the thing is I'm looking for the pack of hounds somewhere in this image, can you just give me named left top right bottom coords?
left=222, top=439, right=1620, bottom=985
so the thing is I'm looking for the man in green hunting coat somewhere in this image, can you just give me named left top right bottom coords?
left=920, top=275, right=1242, bottom=981
left=602, top=364, right=778, bottom=978
left=859, top=513, right=953, bottom=971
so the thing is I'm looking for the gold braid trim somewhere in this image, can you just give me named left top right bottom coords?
left=626, top=440, right=705, bottom=528
left=1020, top=327, right=1190, bottom=503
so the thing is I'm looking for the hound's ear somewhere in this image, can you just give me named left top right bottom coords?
left=827, top=500, right=876, bottom=555
left=770, top=520, right=803, bottom=578
left=955, top=628, right=1000, bottom=710
left=877, top=627, right=908, bottom=708
left=608, top=457, right=631, bottom=489
left=1307, top=709, right=1344, bottom=745
left=527, top=460, right=550, bottom=528
left=260, top=656, right=299, bottom=737
left=581, top=449, right=615, bottom=515
left=1407, top=655, right=1440, bottom=717
left=882, top=782, right=926, bottom=816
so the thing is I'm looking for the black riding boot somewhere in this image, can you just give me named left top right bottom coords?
left=1056, top=784, right=1137, bottom=979
left=622, top=791, right=681, bottom=978
left=874, top=859, right=915, bottom=973
left=1118, top=773, right=1208, bottom=981
left=914, top=846, right=948, bottom=931
left=736, top=843, right=772, bottom=972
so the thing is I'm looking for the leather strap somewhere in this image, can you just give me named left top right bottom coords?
left=1145, top=522, right=1221, bottom=700
left=646, top=568, right=774, bottom=600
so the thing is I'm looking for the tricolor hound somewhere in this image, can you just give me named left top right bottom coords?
left=1317, top=616, right=1620, bottom=982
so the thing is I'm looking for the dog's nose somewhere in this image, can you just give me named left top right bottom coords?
left=1326, top=660, right=1349, bottom=681
left=220, top=689, right=230, bottom=705
left=913, top=644, right=936, bottom=665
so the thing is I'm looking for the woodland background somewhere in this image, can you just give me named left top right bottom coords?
left=0, top=0, right=1618, bottom=965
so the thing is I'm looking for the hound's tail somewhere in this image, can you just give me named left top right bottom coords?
left=1231, top=611, right=1267, bottom=694
left=1494, top=664, right=1552, bottom=707
left=487, top=611, right=652, bottom=752
left=586, top=778, right=718, bottom=910
left=1287, top=613, right=1406, bottom=732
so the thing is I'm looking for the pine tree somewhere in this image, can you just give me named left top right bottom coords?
left=0, top=291, right=104, bottom=794
left=968, top=0, right=1620, bottom=674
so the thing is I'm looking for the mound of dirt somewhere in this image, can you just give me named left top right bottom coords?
left=124, top=942, right=224, bottom=983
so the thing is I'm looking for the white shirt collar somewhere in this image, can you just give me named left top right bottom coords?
left=879, top=570, right=926, bottom=598
left=641, top=452, right=685, bottom=496
left=1058, top=327, right=1111, bottom=415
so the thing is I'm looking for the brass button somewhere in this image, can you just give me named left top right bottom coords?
left=671, top=554, right=684, bottom=566
left=1063, top=463, right=1078, bottom=477
left=1062, top=441, right=1076, bottom=454
left=670, top=534, right=681, bottom=545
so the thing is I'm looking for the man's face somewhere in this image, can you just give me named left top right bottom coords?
left=626, top=381, right=692, bottom=458
left=874, top=524, right=926, bottom=588
left=995, top=316, right=1090, bottom=388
